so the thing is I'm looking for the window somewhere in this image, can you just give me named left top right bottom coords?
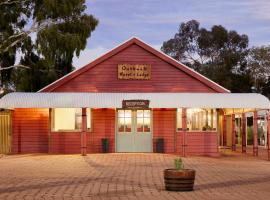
left=118, top=110, right=132, bottom=133
left=186, top=108, right=217, bottom=131
left=258, top=114, right=267, bottom=146
left=137, top=110, right=151, bottom=132
left=176, top=108, right=182, bottom=131
left=51, top=108, right=91, bottom=132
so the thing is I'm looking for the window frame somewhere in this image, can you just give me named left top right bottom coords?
left=176, top=108, right=183, bottom=132
left=50, top=108, right=92, bottom=133
left=117, top=109, right=133, bottom=133
left=116, top=109, right=152, bottom=134
left=136, top=109, right=151, bottom=133
left=176, top=108, right=218, bottom=132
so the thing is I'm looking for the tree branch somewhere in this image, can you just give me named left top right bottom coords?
left=0, top=18, right=64, bottom=54
left=0, top=64, right=30, bottom=71
left=0, top=0, right=22, bottom=6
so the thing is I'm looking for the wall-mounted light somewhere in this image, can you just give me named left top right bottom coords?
left=0, top=87, right=4, bottom=95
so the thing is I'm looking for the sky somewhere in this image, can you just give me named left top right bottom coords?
left=72, top=0, right=270, bottom=68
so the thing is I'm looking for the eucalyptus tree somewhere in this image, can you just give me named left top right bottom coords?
left=161, top=20, right=251, bottom=92
left=0, top=0, right=98, bottom=92
left=247, top=46, right=270, bottom=96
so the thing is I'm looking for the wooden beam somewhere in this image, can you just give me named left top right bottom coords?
left=232, top=114, right=236, bottom=151
left=81, top=108, right=87, bottom=156
left=48, top=108, right=52, bottom=154
left=223, top=115, right=227, bottom=146
left=182, top=108, right=187, bottom=157
left=253, top=111, right=258, bottom=156
left=242, top=113, right=246, bottom=153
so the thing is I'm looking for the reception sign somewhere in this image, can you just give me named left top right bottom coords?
left=118, top=64, right=151, bottom=80
left=122, top=100, right=150, bottom=109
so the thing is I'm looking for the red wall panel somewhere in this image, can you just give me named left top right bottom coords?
left=87, top=108, right=115, bottom=153
left=50, top=132, right=81, bottom=154
left=12, top=108, right=49, bottom=153
left=49, top=109, right=115, bottom=154
left=186, top=132, right=218, bottom=156
left=153, top=109, right=176, bottom=153
left=51, top=44, right=216, bottom=93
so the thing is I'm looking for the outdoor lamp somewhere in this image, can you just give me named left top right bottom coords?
left=0, top=87, right=4, bottom=94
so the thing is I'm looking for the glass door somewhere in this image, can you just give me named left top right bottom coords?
left=134, top=110, right=152, bottom=152
left=116, top=109, right=152, bottom=152
left=116, top=110, right=133, bottom=152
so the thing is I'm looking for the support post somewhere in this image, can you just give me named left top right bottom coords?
left=231, top=114, right=236, bottom=151
left=182, top=108, right=187, bottom=157
left=223, top=115, right=227, bottom=146
left=48, top=108, right=52, bottom=154
left=253, top=111, right=258, bottom=156
left=267, top=111, right=270, bottom=161
left=242, top=113, right=246, bottom=153
left=81, top=108, right=87, bottom=156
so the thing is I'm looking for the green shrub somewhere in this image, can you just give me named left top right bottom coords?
left=174, top=158, right=184, bottom=170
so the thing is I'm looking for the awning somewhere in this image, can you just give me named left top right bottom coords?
left=0, top=92, right=269, bottom=109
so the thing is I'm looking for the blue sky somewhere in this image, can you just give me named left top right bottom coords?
left=73, top=0, right=270, bottom=68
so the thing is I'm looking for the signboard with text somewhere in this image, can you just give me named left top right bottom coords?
left=122, top=100, right=150, bottom=109
left=118, top=64, right=151, bottom=80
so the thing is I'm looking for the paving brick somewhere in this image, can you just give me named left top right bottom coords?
left=0, top=153, right=270, bottom=200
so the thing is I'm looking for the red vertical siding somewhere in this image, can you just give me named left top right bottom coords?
left=153, top=109, right=176, bottom=153
left=186, top=132, right=218, bottom=156
left=12, top=108, right=49, bottom=153
left=87, top=109, right=115, bottom=153
left=50, top=132, right=81, bottom=153
left=49, top=109, right=116, bottom=154
left=50, top=44, right=216, bottom=93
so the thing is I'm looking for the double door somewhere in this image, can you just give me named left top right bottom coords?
left=116, top=110, right=152, bottom=152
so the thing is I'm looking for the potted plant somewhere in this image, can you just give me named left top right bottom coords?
left=164, top=158, right=196, bottom=191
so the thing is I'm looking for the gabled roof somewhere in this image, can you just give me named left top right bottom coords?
left=39, top=37, right=230, bottom=93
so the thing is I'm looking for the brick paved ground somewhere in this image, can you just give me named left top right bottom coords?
left=0, top=153, right=270, bottom=200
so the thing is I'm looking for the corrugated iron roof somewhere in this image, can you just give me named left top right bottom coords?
left=0, top=92, right=269, bottom=109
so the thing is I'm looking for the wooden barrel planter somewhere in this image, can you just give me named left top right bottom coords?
left=164, top=169, right=196, bottom=191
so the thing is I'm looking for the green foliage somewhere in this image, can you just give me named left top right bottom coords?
left=247, top=46, right=270, bottom=93
left=162, top=20, right=251, bottom=93
left=174, top=158, right=184, bottom=170
left=0, top=0, right=98, bottom=92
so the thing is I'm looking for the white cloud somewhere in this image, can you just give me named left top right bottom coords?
left=152, top=44, right=161, bottom=51
left=72, top=46, right=109, bottom=68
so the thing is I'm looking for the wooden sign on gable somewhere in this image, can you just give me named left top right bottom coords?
left=118, top=64, right=151, bottom=80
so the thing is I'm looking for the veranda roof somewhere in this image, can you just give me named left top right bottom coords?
left=0, top=92, right=269, bottom=109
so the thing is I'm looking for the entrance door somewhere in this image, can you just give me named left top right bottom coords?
left=0, top=111, right=11, bottom=154
left=116, top=110, right=152, bottom=152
